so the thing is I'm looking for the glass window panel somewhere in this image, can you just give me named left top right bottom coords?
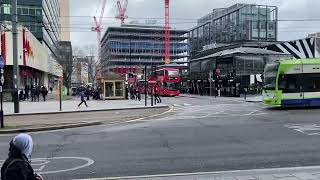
left=36, top=9, right=42, bottom=16
left=29, top=8, right=35, bottom=15
left=22, top=7, right=28, bottom=15
left=278, top=74, right=302, bottom=93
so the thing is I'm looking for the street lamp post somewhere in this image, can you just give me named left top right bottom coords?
left=0, top=56, right=4, bottom=128
left=12, top=0, right=19, bottom=113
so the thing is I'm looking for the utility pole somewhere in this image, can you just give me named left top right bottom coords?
left=12, top=0, right=19, bottom=113
left=144, top=65, right=147, bottom=106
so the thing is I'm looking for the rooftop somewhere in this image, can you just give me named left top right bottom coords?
left=192, top=47, right=290, bottom=61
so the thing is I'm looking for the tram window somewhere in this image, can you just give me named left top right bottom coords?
left=278, top=74, right=301, bottom=93
left=303, top=74, right=320, bottom=92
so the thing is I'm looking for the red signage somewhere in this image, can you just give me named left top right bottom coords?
left=148, top=77, right=157, bottom=86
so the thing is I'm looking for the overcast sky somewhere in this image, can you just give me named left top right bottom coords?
left=69, top=0, right=320, bottom=47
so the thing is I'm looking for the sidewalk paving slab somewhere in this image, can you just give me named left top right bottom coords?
left=3, top=99, right=166, bottom=115
left=0, top=99, right=171, bottom=134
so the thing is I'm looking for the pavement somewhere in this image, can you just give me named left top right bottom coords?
left=0, top=96, right=319, bottom=179
left=0, top=97, right=169, bottom=133
left=3, top=99, right=166, bottom=115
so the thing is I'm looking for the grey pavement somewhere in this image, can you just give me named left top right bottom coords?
left=3, top=99, right=165, bottom=115
left=1, top=96, right=320, bottom=180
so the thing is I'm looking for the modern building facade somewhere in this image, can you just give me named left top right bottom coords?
left=187, top=4, right=285, bottom=96
left=0, top=0, right=63, bottom=95
left=266, top=37, right=320, bottom=59
left=101, top=24, right=190, bottom=75
left=189, top=4, right=278, bottom=54
left=59, top=0, right=70, bottom=41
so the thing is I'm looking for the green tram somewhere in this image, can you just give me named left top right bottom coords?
left=263, top=59, right=320, bottom=107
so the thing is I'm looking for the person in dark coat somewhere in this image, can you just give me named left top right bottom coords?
left=1, top=133, right=43, bottom=180
left=78, top=90, right=88, bottom=107
left=154, top=86, right=161, bottom=103
left=41, top=86, right=48, bottom=101
left=24, top=85, right=29, bottom=100
left=85, top=86, right=90, bottom=101
left=35, top=87, right=40, bottom=102
left=30, top=86, right=36, bottom=102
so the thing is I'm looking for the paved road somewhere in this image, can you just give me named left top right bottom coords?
left=1, top=96, right=320, bottom=180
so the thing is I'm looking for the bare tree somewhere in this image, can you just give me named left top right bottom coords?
left=73, top=45, right=101, bottom=84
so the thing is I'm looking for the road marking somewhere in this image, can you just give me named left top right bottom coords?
left=285, top=124, right=320, bottom=136
left=73, top=165, right=320, bottom=180
left=0, top=156, right=94, bottom=175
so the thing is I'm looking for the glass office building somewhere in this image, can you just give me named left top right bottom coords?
left=189, top=4, right=278, bottom=53
left=0, top=0, right=62, bottom=90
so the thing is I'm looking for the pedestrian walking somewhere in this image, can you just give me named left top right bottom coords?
left=78, top=90, right=88, bottom=107
left=35, top=86, right=40, bottom=102
left=85, top=86, right=90, bottom=101
left=154, top=86, right=161, bottom=103
left=98, top=86, right=103, bottom=100
left=19, top=89, right=24, bottom=101
left=129, top=85, right=135, bottom=100
left=49, top=86, right=53, bottom=94
left=24, top=85, right=29, bottom=100
left=41, top=86, right=48, bottom=101
left=1, top=133, right=43, bottom=180
left=31, top=86, right=36, bottom=102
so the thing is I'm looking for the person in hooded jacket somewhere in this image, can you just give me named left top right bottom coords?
left=1, top=133, right=43, bottom=180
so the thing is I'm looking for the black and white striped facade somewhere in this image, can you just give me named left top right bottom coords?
left=266, top=37, right=320, bottom=59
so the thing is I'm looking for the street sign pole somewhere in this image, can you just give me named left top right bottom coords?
left=59, top=79, right=62, bottom=111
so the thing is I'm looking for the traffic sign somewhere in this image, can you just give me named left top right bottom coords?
left=0, top=56, right=4, bottom=69
left=148, top=77, right=157, bottom=86
left=1, top=75, right=4, bottom=84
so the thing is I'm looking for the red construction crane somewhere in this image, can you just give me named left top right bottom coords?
left=164, top=0, right=170, bottom=64
left=116, top=0, right=128, bottom=24
left=92, top=0, right=107, bottom=63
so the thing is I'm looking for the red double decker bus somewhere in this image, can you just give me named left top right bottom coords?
left=154, top=68, right=181, bottom=97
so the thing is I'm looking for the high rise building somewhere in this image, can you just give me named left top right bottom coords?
left=0, top=0, right=63, bottom=93
left=59, top=0, right=70, bottom=41
left=101, top=24, right=190, bottom=75
left=189, top=4, right=278, bottom=53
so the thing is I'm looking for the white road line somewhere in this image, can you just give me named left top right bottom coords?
left=73, top=165, right=320, bottom=180
left=1, top=157, right=94, bottom=175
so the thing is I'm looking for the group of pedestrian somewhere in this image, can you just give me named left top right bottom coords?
left=30, top=85, right=48, bottom=102
left=129, top=85, right=141, bottom=101
left=15, top=85, right=48, bottom=102
left=77, top=85, right=103, bottom=107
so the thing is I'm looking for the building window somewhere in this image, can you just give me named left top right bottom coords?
left=36, top=9, right=42, bottom=16
left=17, top=7, right=22, bottom=14
left=29, top=9, right=35, bottom=16
left=22, top=7, right=28, bottom=15
left=3, top=4, right=11, bottom=14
